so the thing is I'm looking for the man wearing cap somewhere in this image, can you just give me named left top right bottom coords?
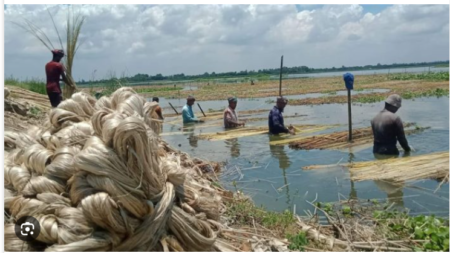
left=45, top=49, right=69, bottom=107
left=371, top=94, right=411, bottom=156
left=223, top=97, right=245, bottom=128
left=268, top=97, right=295, bottom=135
left=182, top=96, right=204, bottom=124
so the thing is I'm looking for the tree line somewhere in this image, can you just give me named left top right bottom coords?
left=78, top=60, right=449, bottom=84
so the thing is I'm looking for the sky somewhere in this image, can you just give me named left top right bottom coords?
left=4, top=4, right=449, bottom=81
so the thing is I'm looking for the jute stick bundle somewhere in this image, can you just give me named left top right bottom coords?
left=288, top=123, right=424, bottom=151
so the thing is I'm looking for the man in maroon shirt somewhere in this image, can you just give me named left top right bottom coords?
left=45, top=49, right=69, bottom=107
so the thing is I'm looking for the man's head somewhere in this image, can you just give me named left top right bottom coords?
left=228, top=96, right=238, bottom=110
left=51, top=49, right=65, bottom=62
left=385, top=94, right=402, bottom=113
left=187, top=95, right=196, bottom=106
left=152, top=97, right=159, bottom=103
left=276, top=96, right=288, bottom=111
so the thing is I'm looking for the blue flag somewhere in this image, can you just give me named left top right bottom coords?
left=343, top=73, right=354, bottom=90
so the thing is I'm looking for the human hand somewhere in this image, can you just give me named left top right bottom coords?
left=288, top=125, right=295, bottom=135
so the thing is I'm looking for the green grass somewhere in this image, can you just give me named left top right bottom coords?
left=92, top=80, right=123, bottom=97
left=434, top=63, right=449, bottom=68
left=388, top=72, right=449, bottom=81
left=260, top=209, right=295, bottom=228
left=225, top=198, right=298, bottom=237
left=402, top=88, right=449, bottom=99
left=286, top=232, right=308, bottom=251
left=134, top=86, right=182, bottom=93
left=5, top=77, right=47, bottom=95
left=353, top=88, right=449, bottom=104
left=315, top=200, right=449, bottom=252
left=373, top=210, right=449, bottom=252
left=323, top=90, right=337, bottom=95
left=354, top=94, right=386, bottom=103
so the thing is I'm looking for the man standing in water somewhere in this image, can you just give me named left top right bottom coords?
left=182, top=95, right=204, bottom=124
left=45, top=49, right=69, bottom=107
left=268, top=97, right=295, bottom=135
left=371, top=94, right=411, bottom=156
left=152, top=97, right=164, bottom=120
left=223, top=97, right=245, bottom=128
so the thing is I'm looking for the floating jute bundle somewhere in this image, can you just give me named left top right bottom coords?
left=4, top=88, right=223, bottom=251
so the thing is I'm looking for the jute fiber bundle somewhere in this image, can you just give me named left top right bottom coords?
left=349, top=151, right=449, bottom=182
left=4, top=88, right=224, bottom=251
left=288, top=123, right=424, bottom=150
left=303, top=151, right=448, bottom=183
left=199, top=124, right=337, bottom=142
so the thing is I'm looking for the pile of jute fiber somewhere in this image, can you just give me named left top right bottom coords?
left=4, top=87, right=231, bottom=251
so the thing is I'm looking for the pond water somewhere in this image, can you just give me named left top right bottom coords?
left=158, top=88, right=391, bottom=111
left=182, top=85, right=198, bottom=91
left=158, top=94, right=449, bottom=217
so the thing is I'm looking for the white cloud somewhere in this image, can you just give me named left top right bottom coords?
left=126, top=42, right=145, bottom=54
left=4, top=4, right=449, bottom=81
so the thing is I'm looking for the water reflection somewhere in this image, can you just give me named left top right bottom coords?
left=349, top=181, right=358, bottom=200
left=269, top=135, right=292, bottom=206
left=348, top=152, right=355, bottom=163
left=374, top=180, right=405, bottom=208
left=224, top=138, right=241, bottom=157
left=370, top=150, right=407, bottom=207
left=348, top=153, right=358, bottom=200
left=161, top=96, right=449, bottom=216
left=269, top=144, right=291, bottom=170
left=182, top=124, right=198, bottom=148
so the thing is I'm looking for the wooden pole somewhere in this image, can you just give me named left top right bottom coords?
left=168, top=102, right=179, bottom=115
left=347, top=89, right=352, bottom=142
left=279, top=55, right=283, bottom=96
left=197, top=103, right=207, bottom=117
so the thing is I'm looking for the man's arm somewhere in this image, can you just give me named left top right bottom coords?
left=271, top=111, right=289, bottom=133
left=59, top=64, right=74, bottom=88
left=395, top=118, right=411, bottom=152
left=225, top=111, right=242, bottom=127
left=155, top=107, right=164, bottom=120
left=60, top=72, right=71, bottom=86
left=182, top=107, right=201, bottom=123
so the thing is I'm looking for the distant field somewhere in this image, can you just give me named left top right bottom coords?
left=135, top=72, right=449, bottom=101
left=7, top=71, right=449, bottom=103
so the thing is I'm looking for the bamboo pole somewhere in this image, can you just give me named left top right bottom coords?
left=347, top=89, right=352, bottom=141
left=197, top=103, right=207, bottom=117
left=168, top=102, right=179, bottom=115
left=279, top=55, right=283, bottom=96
